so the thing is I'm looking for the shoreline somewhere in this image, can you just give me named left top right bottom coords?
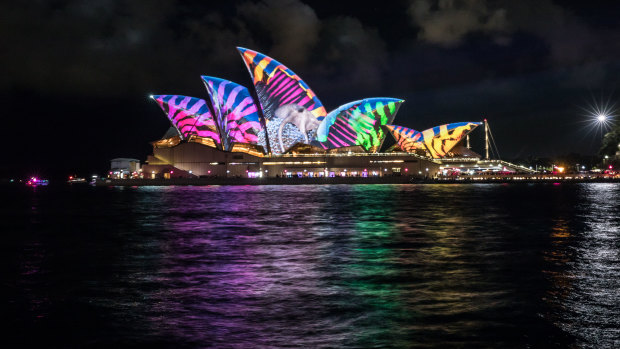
left=93, top=176, right=620, bottom=186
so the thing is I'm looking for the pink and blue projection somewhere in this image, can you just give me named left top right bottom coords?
left=201, top=76, right=265, bottom=151
left=152, top=95, right=221, bottom=144
left=238, top=47, right=327, bottom=154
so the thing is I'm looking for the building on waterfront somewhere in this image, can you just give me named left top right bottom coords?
left=127, top=47, right=525, bottom=180
left=142, top=138, right=441, bottom=179
left=110, top=158, right=141, bottom=179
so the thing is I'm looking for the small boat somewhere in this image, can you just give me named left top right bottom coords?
left=68, top=176, right=87, bottom=184
left=26, top=177, right=49, bottom=186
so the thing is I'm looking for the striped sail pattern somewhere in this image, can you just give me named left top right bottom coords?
left=316, top=98, right=403, bottom=152
left=201, top=76, right=264, bottom=151
left=385, top=125, right=425, bottom=152
left=388, top=122, right=481, bottom=158
left=421, top=122, right=482, bottom=158
left=152, top=95, right=220, bottom=145
left=237, top=47, right=327, bottom=154
left=237, top=47, right=327, bottom=120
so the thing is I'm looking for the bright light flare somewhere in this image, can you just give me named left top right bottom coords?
left=587, top=104, right=614, bottom=128
left=579, top=94, right=616, bottom=138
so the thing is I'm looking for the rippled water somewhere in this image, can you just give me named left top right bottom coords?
left=2, top=183, right=619, bottom=347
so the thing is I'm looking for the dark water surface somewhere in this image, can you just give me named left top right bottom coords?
left=2, top=184, right=619, bottom=348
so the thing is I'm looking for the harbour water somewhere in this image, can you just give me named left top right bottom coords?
left=3, top=183, right=619, bottom=347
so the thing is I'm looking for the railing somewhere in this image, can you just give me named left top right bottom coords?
left=275, top=151, right=437, bottom=161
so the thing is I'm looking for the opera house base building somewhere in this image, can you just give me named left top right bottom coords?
left=139, top=137, right=442, bottom=181
left=103, top=47, right=535, bottom=185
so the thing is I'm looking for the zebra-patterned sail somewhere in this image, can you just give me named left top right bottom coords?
left=316, top=98, right=403, bottom=152
left=385, top=125, right=425, bottom=152
left=388, top=122, right=481, bottom=158
left=237, top=47, right=327, bottom=154
left=201, top=76, right=265, bottom=152
left=420, top=122, right=482, bottom=158
left=151, top=95, right=220, bottom=146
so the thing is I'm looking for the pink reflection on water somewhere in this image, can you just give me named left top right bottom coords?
left=142, top=186, right=329, bottom=346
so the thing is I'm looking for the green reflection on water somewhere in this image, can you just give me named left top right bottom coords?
left=340, top=185, right=410, bottom=345
left=331, top=185, right=489, bottom=346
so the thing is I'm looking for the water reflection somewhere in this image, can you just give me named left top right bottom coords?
left=4, top=183, right=620, bottom=347
left=125, top=185, right=547, bottom=347
left=543, top=218, right=574, bottom=302
left=554, top=184, right=620, bottom=346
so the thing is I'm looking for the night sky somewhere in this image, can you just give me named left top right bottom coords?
left=3, top=0, right=620, bottom=178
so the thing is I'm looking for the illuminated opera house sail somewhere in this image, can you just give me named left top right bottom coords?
left=141, top=47, right=487, bottom=179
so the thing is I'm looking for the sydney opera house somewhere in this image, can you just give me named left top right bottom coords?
left=139, top=47, right=490, bottom=179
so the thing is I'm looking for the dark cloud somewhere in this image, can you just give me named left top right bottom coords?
left=237, top=0, right=321, bottom=66
left=1, top=0, right=620, bottom=177
left=0, top=0, right=187, bottom=95
left=406, top=0, right=619, bottom=70
left=408, top=0, right=509, bottom=46
left=309, top=16, right=388, bottom=107
left=501, top=1, right=596, bottom=67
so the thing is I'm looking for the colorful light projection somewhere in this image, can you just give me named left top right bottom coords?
left=388, top=122, right=481, bottom=158
left=151, top=95, right=221, bottom=146
left=201, top=76, right=266, bottom=152
left=385, top=125, right=425, bottom=153
left=237, top=47, right=327, bottom=154
left=421, top=122, right=482, bottom=158
left=316, top=98, right=403, bottom=152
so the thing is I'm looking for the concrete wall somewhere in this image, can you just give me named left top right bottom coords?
left=142, top=142, right=441, bottom=178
